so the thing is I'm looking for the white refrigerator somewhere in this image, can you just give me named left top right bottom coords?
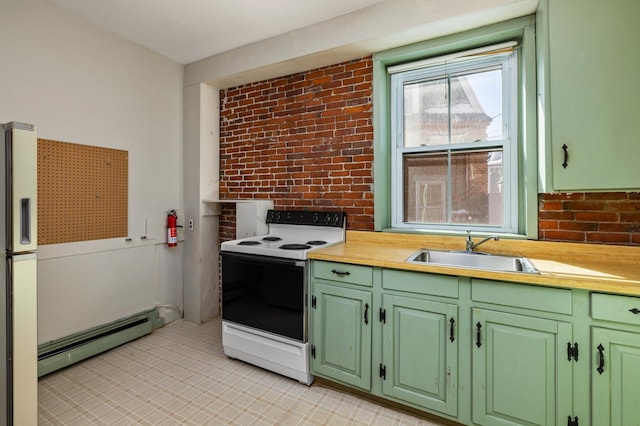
left=0, top=122, right=38, bottom=425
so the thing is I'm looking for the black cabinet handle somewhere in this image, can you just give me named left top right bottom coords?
left=630, top=308, right=640, bottom=315
left=331, top=269, right=351, bottom=277
left=364, top=303, right=369, bottom=325
left=449, top=317, right=455, bottom=342
left=476, top=322, right=482, bottom=348
left=562, top=144, right=569, bottom=168
left=597, top=344, right=605, bottom=374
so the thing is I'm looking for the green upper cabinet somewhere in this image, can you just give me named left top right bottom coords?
left=472, top=308, right=573, bottom=426
left=311, top=282, right=372, bottom=391
left=380, top=294, right=458, bottom=417
left=543, top=0, right=640, bottom=191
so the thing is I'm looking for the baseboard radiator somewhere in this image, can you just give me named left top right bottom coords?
left=37, top=308, right=164, bottom=377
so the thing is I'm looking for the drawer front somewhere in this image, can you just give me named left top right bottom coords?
left=472, top=279, right=573, bottom=315
left=313, top=261, right=373, bottom=287
left=383, top=269, right=458, bottom=298
left=592, top=293, right=640, bottom=326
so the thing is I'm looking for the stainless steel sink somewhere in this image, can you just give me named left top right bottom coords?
left=406, top=249, right=540, bottom=274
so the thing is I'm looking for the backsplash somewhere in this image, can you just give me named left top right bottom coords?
left=539, top=192, right=640, bottom=245
left=219, top=57, right=374, bottom=240
left=218, top=56, right=640, bottom=246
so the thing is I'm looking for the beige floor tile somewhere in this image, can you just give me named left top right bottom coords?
left=39, top=318, right=442, bottom=425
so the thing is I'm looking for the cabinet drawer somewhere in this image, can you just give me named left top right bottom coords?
left=592, top=293, right=640, bottom=326
left=472, top=279, right=572, bottom=315
left=313, top=261, right=372, bottom=287
left=383, top=269, right=458, bottom=298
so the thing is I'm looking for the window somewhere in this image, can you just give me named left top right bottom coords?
left=372, top=17, right=538, bottom=237
left=391, top=46, right=517, bottom=232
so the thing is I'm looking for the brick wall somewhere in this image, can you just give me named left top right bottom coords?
left=219, top=57, right=374, bottom=241
left=539, top=192, right=640, bottom=245
left=218, top=56, right=640, bottom=247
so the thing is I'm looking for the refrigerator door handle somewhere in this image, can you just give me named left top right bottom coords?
left=20, top=198, right=31, bottom=245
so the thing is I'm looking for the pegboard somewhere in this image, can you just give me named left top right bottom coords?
left=37, top=139, right=128, bottom=245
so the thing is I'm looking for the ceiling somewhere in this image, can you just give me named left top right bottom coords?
left=44, top=0, right=386, bottom=64
left=43, top=0, right=538, bottom=67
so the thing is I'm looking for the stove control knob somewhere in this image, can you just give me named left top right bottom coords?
left=333, top=214, right=341, bottom=225
left=285, top=212, right=292, bottom=221
left=323, top=214, right=331, bottom=224
left=312, top=213, right=319, bottom=223
left=276, top=212, right=282, bottom=222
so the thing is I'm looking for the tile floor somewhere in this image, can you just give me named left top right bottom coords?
left=38, top=318, right=442, bottom=425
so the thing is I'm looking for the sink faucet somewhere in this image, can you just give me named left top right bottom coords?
left=465, top=230, right=499, bottom=252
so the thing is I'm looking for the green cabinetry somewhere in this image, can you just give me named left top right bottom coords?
left=472, top=308, right=572, bottom=425
left=591, top=293, right=640, bottom=424
left=310, top=261, right=373, bottom=391
left=381, top=295, right=458, bottom=416
left=541, top=0, right=640, bottom=190
left=471, top=280, right=575, bottom=425
left=311, top=259, right=640, bottom=425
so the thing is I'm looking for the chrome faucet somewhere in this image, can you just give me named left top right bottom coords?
left=465, top=230, right=499, bottom=252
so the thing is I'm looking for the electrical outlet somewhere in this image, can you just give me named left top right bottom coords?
left=188, top=218, right=194, bottom=231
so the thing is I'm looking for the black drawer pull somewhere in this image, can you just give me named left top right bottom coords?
left=331, top=269, right=351, bottom=277
left=476, top=322, right=482, bottom=348
left=562, top=144, right=569, bottom=168
left=629, top=308, right=640, bottom=315
left=364, top=303, right=369, bottom=325
left=449, top=317, right=455, bottom=343
left=597, top=344, right=605, bottom=375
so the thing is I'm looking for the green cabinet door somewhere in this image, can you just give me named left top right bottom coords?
left=592, top=327, right=640, bottom=425
left=472, top=308, right=573, bottom=426
left=547, top=0, right=640, bottom=190
left=311, top=282, right=372, bottom=390
left=381, top=295, right=458, bottom=416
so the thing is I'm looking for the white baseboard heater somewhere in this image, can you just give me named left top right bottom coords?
left=37, top=308, right=164, bottom=377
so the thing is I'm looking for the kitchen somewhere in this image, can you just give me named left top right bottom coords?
left=2, top=0, right=640, bottom=424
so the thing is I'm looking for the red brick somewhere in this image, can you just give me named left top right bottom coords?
left=586, top=232, right=631, bottom=244
left=539, top=200, right=563, bottom=211
left=542, top=230, right=586, bottom=242
left=574, top=211, right=619, bottom=222
left=541, top=193, right=584, bottom=201
left=563, top=200, right=606, bottom=211
left=558, top=221, right=599, bottom=231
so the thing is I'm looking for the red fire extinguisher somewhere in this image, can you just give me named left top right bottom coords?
left=167, top=210, right=178, bottom=247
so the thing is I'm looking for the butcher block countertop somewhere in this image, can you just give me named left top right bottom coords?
left=309, top=231, right=640, bottom=296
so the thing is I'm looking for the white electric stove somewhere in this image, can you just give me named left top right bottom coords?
left=220, top=209, right=346, bottom=384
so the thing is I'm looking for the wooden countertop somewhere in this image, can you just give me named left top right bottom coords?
left=309, top=231, right=640, bottom=296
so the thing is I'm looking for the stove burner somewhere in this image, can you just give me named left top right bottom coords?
left=262, top=236, right=282, bottom=242
left=280, top=244, right=311, bottom=250
left=237, top=241, right=262, bottom=246
left=306, top=240, right=327, bottom=246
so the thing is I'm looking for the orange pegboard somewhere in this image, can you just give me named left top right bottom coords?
left=37, top=139, right=128, bottom=245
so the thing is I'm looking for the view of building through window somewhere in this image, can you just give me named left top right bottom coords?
left=398, top=66, right=507, bottom=227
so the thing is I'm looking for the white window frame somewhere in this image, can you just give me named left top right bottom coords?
left=389, top=48, right=519, bottom=233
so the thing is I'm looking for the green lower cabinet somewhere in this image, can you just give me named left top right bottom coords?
left=592, top=327, right=640, bottom=425
left=380, top=295, right=458, bottom=417
left=472, top=308, right=573, bottom=426
left=311, top=282, right=372, bottom=390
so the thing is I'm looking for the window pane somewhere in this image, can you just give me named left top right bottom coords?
left=451, top=69, right=503, bottom=143
left=403, top=149, right=503, bottom=226
left=403, top=79, right=448, bottom=147
left=451, top=150, right=503, bottom=225
left=403, top=153, right=448, bottom=223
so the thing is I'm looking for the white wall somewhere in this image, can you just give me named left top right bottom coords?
left=0, top=0, right=184, bottom=342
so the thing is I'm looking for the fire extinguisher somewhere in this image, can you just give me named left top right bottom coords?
left=167, top=210, right=178, bottom=247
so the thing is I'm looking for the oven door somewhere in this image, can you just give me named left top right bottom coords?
left=221, top=252, right=307, bottom=342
